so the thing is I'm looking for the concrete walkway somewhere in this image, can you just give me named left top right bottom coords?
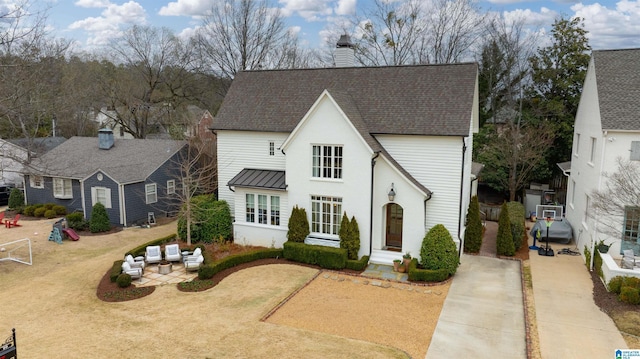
left=426, top=254, right=526, bottom=358
left=528, top=235, right=628, bottom=358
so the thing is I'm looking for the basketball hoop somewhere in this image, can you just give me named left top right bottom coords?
left=545, top=217, right=554, bottom=228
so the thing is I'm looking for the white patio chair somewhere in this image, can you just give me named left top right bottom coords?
left=185, top=254, right=204, bottom=272
left=125, top=254, right=145, bottom=270
left=121, top=261, right=143, bottom=280
left=622, top=249, right=637, bottom=269
left=164, top=244, right=182, bottom=262
left=145, top=245, right=162, bottom=264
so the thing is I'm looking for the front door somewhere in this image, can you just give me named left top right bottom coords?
left=385, top=203, right=403, bottom=249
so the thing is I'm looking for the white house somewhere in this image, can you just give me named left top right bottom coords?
left=566, top=48, right=640, bottom=279
left=213, top=45, right=478, bottom=264
left=0, top=137, right=66, bottom=187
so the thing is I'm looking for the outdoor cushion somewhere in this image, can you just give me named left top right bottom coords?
left=185, top=255, right=204, bottom=271
left=125, top=254, right=145, bottom=269
left=121, top=262, right=143, bottom=279
left=145, top=245, right=162, bottom=264
left=164, top=244, right=181, bottom=262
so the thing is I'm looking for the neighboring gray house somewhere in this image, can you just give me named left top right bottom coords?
left=24, top=129, right=186, bottom=226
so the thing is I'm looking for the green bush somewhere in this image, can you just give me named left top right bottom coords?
left=345, top=255, right=370, bottom=271
left=66, top=212, right=87, bottom=231
left=420, top=224, right=459, bottom=276
left=44, top=203, right=54, bottom=210
left=110, top=260, right=124, bottom=282
left=283, top=241, right=347, bottom=270
left=496, top=202, right=515, bottom=256
left=622, top=276, right=640, bottom=289
left=177, top=195, right=232, bottom=243
left=339, top=213, right=360, bottom=260
left=197, top=248, right=283, bottom=280
left=507, top=201, right=525, bottom=250
left=53, top=205, right=67, bottom=215
left=608, top=276, right=624, bottom=294
left=23, top=205, right=36, bottom=216
left=116, top=273, right=132, bottom=288
left=464, top=196, right=483, bottom=253
left=594, top=250, right=604, bottom=278
left=34, top=207, right=46, bottom=217
left=89, top=203, right=111, bottom=233
left=126, top=233, right=177, bottom=258
left=287, top=205, right=310, bottom=242
left=44, top=209, right=56, bottom=219
left=408, top=258, right=450, bottom=282
left=8, top=188, right=24, bottom=210
left=619, top=287, right=640, bottom=305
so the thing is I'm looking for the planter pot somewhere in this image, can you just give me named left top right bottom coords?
left=598, top=245, right=610, bottom=254
left=393, top=261, right=401, bottom=272
left=398, top=264, right=406, bottom=273
left=403, top=258, right=411, bottom=269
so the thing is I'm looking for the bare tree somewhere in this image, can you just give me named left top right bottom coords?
left=100, top=25, right=199, bottom=139
left=195, top=0, right=304, bottom=83
left=591, top=158, right=640, bottom=241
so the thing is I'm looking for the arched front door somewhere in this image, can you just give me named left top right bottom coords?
left=385, top=203, right=403, bottom=249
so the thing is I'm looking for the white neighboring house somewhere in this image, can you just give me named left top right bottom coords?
left=566, top=48, right=640, bottom=276
left=0, top=137, right=66, bottom=187
left=214, top=50, right=478, bottom=265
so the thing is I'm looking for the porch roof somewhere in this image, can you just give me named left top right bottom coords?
left=228, top=169, right=287, bottom=191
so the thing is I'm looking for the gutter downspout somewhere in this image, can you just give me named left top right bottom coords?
left=369, top=151, right=380, bottom=257
left=458, top=138, right=467, bottom=259
left=590, top=130, right=608, bottom=271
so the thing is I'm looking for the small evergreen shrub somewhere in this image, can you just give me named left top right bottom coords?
left=496, top=202, right=515, bottom=256
left=116, top=273, right=132, bottom=288
left=283, top=241, right=347, bottom=269
left=464, top=196, right=483, bottom=253
left=408, top=258, right=450, bottom=282
left=8, top=188, right=24, bottom=210
left=287, top=205, right=310, bottom=242
left=620, top=287, right=640, bottom=305
left=177, top=195, right=232, bottom=243
left=44, top=203, right=54, bottom=210
left=89, top=203, right=111, bottom=233
left=507, top=201, right=525, bottom=250
left=420, top=224, right=459, bottom=276
left=339, top=213, right=360, bottom=260
left=44, top=209, right=56, bottom=219
left=110, top=260, right=125, bottom=282
left=345, top=255, right=370, bottom=271
left=34, top=207, right=46, bottom=217
left=53, top=205, right=67, bottom=215
left=197, top=248, right=283, bottom=280
left=67, top=212, right=87, bottom=231
left=622, top=276, right=640, bottom=289
left=608, top=276, right=624, bottom=294
left=23, top=205, right=36, bottom=216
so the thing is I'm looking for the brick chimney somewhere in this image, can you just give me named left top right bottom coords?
left=335, top=34, right=355, bottom=67
left=98, top=128, right=114, bottom=150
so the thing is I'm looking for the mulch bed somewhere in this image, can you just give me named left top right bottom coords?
left=590, top=270, right=637, bottom=315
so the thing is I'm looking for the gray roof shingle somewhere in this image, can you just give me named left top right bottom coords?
left=29, top=137, right=186, bottom=183
left=593, top=48, right=640, bottom=131
left=213, top=63, right=478, bottom=136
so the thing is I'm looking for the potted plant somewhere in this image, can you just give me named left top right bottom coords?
left=397, top=263, right=406, bottom=273
left=597, top=240, right=610, bottom=254
left=403, top=251, right=412, bottom=268
left=393, top=259, right=401, bottom=272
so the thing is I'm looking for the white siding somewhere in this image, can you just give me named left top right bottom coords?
left=377, top=134, right=464, bottom=237
left=233, top=188, right=289, bottom=247
left=217, top=131, right=288, bottom=214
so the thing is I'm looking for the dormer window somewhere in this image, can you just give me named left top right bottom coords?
left=312, top=145, right=343, bottom=179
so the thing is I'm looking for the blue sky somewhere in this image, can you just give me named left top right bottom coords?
left=44, top=0, right=640, bottom=52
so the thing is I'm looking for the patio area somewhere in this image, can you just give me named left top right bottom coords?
left=137, top=262, right=198, bottom=287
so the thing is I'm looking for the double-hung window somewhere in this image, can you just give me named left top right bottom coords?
left=145, top=183, right=157, bottom=204
left=623, top=207, right=640, bottom=253
left=30, top=176, right=44, bottom=189
left=53, top=178, right=73, bottom=199
left=311, top=195, right=342, bottom=235
left=91, top=187, right=112, bottom=208
left=246, top=193, right=280, bottom=225
left=312, top=145, right=343, bottom=179
left=167, top=180, right=176, bottom=194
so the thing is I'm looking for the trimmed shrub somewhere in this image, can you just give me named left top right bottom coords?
left=496, top=202, right=515, bottom=256
left=66, top=212, right=87, bottom=231
left=345, top=255, right=370, bottom=271
left=287, top=205, right=310, bottom=242
left=8, top=188, right=24, bottom=210
left=116, top=273, right=132, bottom=288
left=339, top=213, right=360, bottom=260
left=620, top=287, right=640, bottom=305
left=110, top=260, right=125, bottom=282
left=197, top=248, right=283, bottom=280
left=283, top=241, right=347, bottom=270
left=420, top=224, right=459, bottom=276
left=89, top=203, right=111, bottom=233
left=608, top=276, right=624, bottom=294
left=408, top=258, right=450, bottom=282
left=23, top=205, right=36, bottom=217
left=622, top=276, right=640, bottom=289
left=53, top=205, right=67, bottom=215
left=44, top=203, right=54, bottom=210
left=594, top=250, right=604, bottom=278
left=464, top=196, right=483, bottom=253
left=44, top=209, right=56, bottom=219
left=34, top=207, right=46, bottom=217
left=507, top=201, right=525, bottom=250
left=177, top=195, right=232, bottom=243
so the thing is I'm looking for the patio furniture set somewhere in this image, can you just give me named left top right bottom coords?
left=121, top=244, right=204, bottom=281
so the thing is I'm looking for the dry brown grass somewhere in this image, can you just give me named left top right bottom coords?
left=612, top=311, right=640, bottom=348
left=0, top=217, right=424, bottom=358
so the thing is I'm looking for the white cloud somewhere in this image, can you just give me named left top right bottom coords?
left=159, top=0, right=211, bottom=16
left=502, top=7, right=558, bottom=27
left=335, top=0, right=356, bottom=15
left=279, top=0, right=333, bottom=20
left=571, top=0, right=640, bottom=49
left=74, top=0, right=111, bottom=8
left=68, top=1, right=147, bottom=46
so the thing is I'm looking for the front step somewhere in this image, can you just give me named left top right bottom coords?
left=369, top=249, right=404, bottom=265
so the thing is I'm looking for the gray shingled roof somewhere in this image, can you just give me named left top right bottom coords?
left=29, top=137, right=186, bottom=183
left=593, top=48, right=640, bottom=131
left=8, top=136, right=66, bottom=155
left=228, top=169, right=286, bottom=190
left=213, top=63, right=477, bottom=136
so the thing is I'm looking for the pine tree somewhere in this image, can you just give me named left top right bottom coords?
left=464, top=196, right=483, bottom=253
left=89, top=203, right=111, bottom=233
left=496, top=202, right=515, bottom=256
left=349, top=216, right=361, bottom=260
left=287, top=206, right=309, bottom=242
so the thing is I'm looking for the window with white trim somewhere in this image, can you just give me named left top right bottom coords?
left=91, top=187, right=112, bottom=208
left=622, top=207, right=640, bottom=251
left=269, top=141, right=275, bottom=156
left=30, top=175, right=43, bottom=189
left=167, top=180, right=176, bottom=194
left=246, top=193, right=280, bottom=225
left=312, top=145, right=343, bottom=179
left=589, top=137, right=597, bottom=164
left=311, top=195, right=342, bottom=235
left=145, top=183, right=157, bottom=204
left=53, top=178, right=73, bottom=199
left=574, top=133, right=580, bottom=156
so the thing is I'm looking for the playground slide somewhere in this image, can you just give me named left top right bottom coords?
left=62, top=228, right=80, bottom=241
